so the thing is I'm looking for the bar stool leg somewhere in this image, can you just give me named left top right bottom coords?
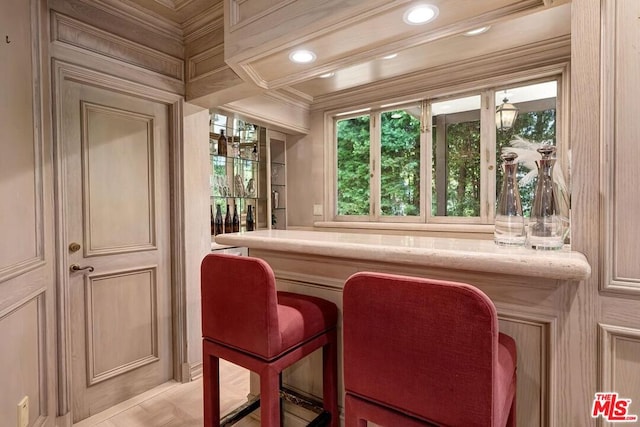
left=261, top=367, right=281, bottom=427
left=203, top=344, right=221, bottom=426
left=323, top=328, right=339, bottom=427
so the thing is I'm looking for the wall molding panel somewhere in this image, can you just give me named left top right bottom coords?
left=51, top=12, right=184, bottom=81
left=0, top=295, right=47, bottom=427
left=0, top=0, right=45, bottom=285
left=600, top=0, right=640, bottom=295
left=598, top=323, right=640, bottom=413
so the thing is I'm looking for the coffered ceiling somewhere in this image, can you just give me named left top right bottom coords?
left=123, top=0, right=571, bottom=104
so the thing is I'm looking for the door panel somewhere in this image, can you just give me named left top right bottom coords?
left=63, top=80, right=172, bottom=422
left=85, top=267, right=159, bottom=385
left=82, top=102, right=157, bottom=254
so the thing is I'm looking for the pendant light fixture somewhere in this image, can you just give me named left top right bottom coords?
left=495, top=93, right=519, bottom=131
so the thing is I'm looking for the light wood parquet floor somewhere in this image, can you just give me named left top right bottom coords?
left=74, top=360, right=259, bottom=426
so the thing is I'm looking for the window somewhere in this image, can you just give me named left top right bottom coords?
left=331, top=77, right=563, bottom=226
left=335, top=105, right=423, bottom=221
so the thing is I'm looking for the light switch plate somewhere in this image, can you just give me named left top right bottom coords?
left=313, top=204, right=323, bottom=216
left=17, top=395, right=28, bottom=427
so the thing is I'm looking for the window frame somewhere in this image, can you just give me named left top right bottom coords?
left=324, top=69, right=568, bottom=230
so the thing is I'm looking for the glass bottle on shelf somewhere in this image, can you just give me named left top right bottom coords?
left=224, top=204, right=232, bottom=233
left=246, top=205, right=255, bottom=231
left=526, top=146, right=564, bottom=250
left=495, top=152, right=525, bottom=246
left=252, top=144, right=258, bottom=161
left=232, top=204, right=240, bottom=232
left=217, top=129, right=227, bottom=157
left=214, top=204, right=223, bottom=236
left=210, top=205, right=215, bottom=236
left=232, top=137, right=240, bottom=158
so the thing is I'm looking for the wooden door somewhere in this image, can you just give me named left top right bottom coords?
left=62, top=80, right=173, bottom=422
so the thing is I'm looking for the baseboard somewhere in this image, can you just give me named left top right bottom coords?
left=189, top=361, right=203, bottom=380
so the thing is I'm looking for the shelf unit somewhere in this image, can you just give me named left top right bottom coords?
left=209, top=113, right=267, bottom=234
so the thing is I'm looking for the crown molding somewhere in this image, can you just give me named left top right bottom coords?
left=311, top=35, right=571, bottom=111
left=81, top=0, right=183, bottom=40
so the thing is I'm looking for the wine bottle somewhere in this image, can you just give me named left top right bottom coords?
left=214, top=204, right=223, bottom=235
left=210, top=205, right=215, bottom=236
left=246, top=205, right=255, bottom=231
left=232, top=204, right=240, bottom=232
left=218, top=129, right=227, bottom=157
left=224, top=203, right=232, bottom=233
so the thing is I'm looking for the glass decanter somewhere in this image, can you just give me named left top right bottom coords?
left=495, top=152, right=525, bottom=246
left=526, top=146, right=564, bottom=250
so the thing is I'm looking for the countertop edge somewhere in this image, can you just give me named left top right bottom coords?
left=214, top=231, right=591, bottom=282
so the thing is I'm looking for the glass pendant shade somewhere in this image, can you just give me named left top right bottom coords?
left=496, top=98, right=519, bottom=130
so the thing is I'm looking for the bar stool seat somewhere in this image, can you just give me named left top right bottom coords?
left=201, top=253, right=339, bottom=427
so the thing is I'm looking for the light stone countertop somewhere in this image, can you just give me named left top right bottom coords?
left=214, top=229, right=591, bottom=282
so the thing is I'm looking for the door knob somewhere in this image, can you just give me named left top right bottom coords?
left=70, top=264, right=94, bottom=273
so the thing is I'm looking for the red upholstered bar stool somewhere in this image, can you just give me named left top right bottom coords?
left=343, top=272, right=517, bottom=427
left=201, top=253, right=339, bottom=427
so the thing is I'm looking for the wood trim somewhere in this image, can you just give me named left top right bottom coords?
left=187, top=44, right=226, bottom=81
left=189, top=361, right=203, bottom=380
left=182, top=3, right=223, bottom=42
left=598, top=323, right=640, bottom=413
left=79, top=0, right=182, bottom=41
left=497, top=310, right=557, bottom=427
left=599, top=0, right=640, bottom=296
left=0, top=0, right=45, bottom=285
left=222, top=92, right=311, bottom=135
left=311, top=36, right=571, bottom=111
left=51, top=12, right=185, bottom=81
left=169, top=99, right=189, bottom=383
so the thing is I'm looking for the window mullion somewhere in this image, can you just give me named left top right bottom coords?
left=370, top=112, right=381, bottom=220
left=421, top=100, right=430, bottom=223
left=480, top=90, right=497, bottom=223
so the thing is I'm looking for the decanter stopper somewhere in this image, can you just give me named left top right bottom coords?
left=495, top=152, right=525, bottom=246
left=526, top=146, right=564, bottom=250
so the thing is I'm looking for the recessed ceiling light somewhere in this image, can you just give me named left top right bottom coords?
left=464, top=26, right=491, bottom=36
left=382, top=53, right=398, bottom=60
left=289, top=49, right=316, bottom=64
left=403, top=4, right=439, bottom=25
left=319, top=72, right=335, bottom=78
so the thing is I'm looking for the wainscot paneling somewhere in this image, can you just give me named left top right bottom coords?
left=48, top=0, right=184, bottom=58
left=0, top=297, right=45, bottom=427
left=51, top=12, right=184, bottom=81
left=0, top=0, right=44, bottom=283
left=598, top=324, right=640, bottom=423
left=600, top=0, right=640, bottom=294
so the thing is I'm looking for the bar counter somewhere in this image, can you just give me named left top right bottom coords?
left=214, top=229, right=591, bottom=426
left=214, top=229, right=590, bottom=282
